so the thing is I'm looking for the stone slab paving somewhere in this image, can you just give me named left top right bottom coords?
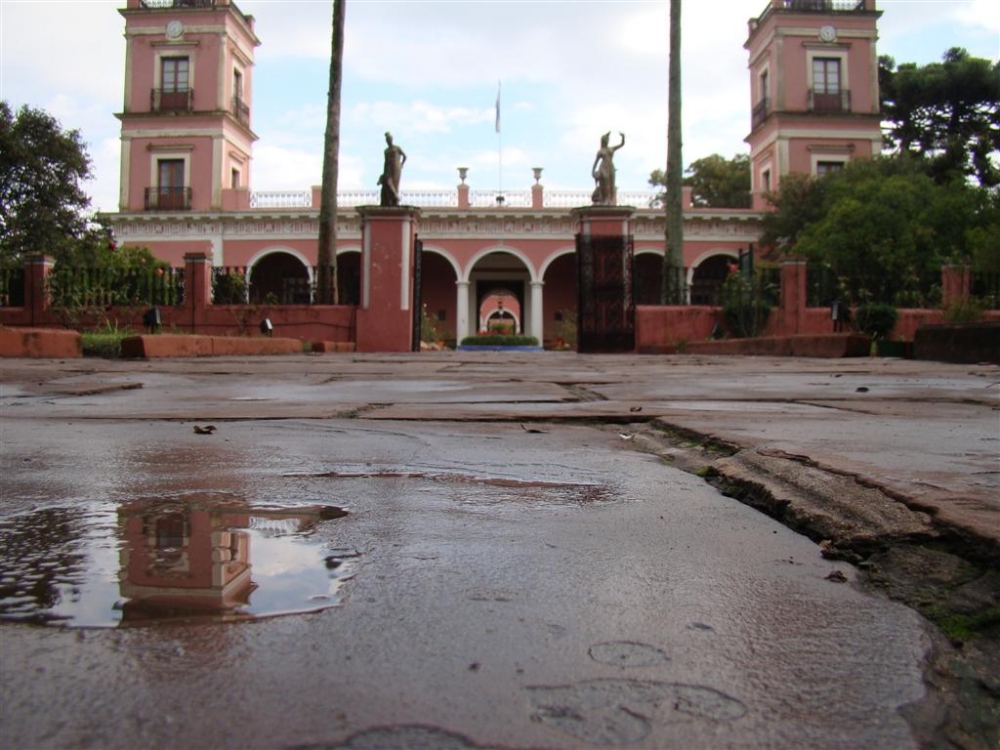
left=0, top=352, right=997, bottom=749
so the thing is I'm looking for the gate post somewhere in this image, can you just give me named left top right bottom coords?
left=355, top=205, right=421, bottom=352
left=571, top=206, right=636, bottom=353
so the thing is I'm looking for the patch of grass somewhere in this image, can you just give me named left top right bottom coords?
left=82, top=328, right=132, bottom=358
left=925, top=605, right=1000, bottom=642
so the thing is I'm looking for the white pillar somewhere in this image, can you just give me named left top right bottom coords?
left=530, top=280, right=544, bottom=342
left=456, top=281, right=471, bottom=342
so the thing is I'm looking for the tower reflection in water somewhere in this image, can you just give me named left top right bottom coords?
left=118, top=498, right=352, bottom=626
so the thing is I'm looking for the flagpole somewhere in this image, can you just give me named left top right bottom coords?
left=496, top=80, right=502, bottom=204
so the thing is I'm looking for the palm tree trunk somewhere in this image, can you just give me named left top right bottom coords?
left=662, top=0, right=684, bottom=304
left=317, top=0, right=346, bottom=305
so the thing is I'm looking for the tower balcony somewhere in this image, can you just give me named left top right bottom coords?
left=232, top=96, right=250, bottom=127
left=751, top=97, right=771, bottom=128
left=145, top=187, right=193, bottom=211
left=808, top=89, right=851, bottom=114
left=151, top=89, right=195, bottom=113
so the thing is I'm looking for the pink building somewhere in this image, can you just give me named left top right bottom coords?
left=107, top=0, right=884, bottom=349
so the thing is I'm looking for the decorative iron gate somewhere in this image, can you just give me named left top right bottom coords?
left=576, top=233, right=635, bottom=353
left=411, top=237, right=423, bottom=352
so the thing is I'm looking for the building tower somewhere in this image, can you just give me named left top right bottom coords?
left=745, top=0, right=883, bottom=210
left=116, top=0, right=259, bottom=214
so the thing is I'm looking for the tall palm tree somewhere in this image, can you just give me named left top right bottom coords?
left=316, top=0, right=346, bottom=304
left=662, top=0, right=684, bottom=304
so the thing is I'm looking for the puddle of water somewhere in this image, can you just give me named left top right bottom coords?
left=0, top=496, right=354, bottom=628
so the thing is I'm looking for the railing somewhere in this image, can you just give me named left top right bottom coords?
left=151, top=88, right=194, bottom=113
left=618, top=191, right=662, bottom=209
left=972, top=271, right=1000, bottom=309
left=807, top=262, right=942, bottom=307
left=145, top=187, right=192, bottom=211
left=46, top=266, right=185, bottom=308
left=469, top=189, right=531, bottom=208
left=249, top=190, right=312, bottom=209
left=137, top=0, right=255, bottom=29
left=232, top=96, right=249, bottom=127
left=781, top=0, right=866, bottom=11
left=141, top=0, right=215, bottom=7
left=808, top=89, right=851, bottom=114
left=0, top=267, right=25, bottom=307
left=400, top=190, right=460, bottom=207
left=752, top=97, right=771, bottom=129
left=544, top=190, right=593, bottom=208
left=210, top=265, right=360, bottom=306
left=212, top=267, right=249, bottom=304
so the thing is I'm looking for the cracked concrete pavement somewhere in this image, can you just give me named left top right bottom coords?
left=0, top=352, right=997, bottom=749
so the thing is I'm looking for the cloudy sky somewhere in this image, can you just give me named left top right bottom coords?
left=1, top=0, right=997, bottom=212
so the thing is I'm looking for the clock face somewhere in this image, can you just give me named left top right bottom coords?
left=819, top=25, right=836, bottom=42
left=165, top=20, right=183, bottom=40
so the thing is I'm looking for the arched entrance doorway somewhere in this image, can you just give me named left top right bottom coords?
left=542, top=252, right=576, bottom=348
left=419, top=250, right=459, bottom=344
left=249, top=252, right=310, bottom=304
left=690, top=254, right=736, bottom=305
left=465, top=250, right=533, bottom=341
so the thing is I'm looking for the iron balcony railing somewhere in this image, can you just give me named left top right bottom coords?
left=151, top=88, right=194, bottom=113
left=141, top=0, right=217, bottom=8
left=780, top=0, right=866, bottom=11
left=808, top=89, right=851, bottom=114
left=232, top=96, right=250, bottom=127
left=752, top=97, right=771, bottom=128
left=145, top=187, right=193, bottom=211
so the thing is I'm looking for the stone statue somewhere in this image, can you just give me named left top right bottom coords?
left=591, top=131, right=625, bottom=206
left=378, top=132, right=407, bottom=207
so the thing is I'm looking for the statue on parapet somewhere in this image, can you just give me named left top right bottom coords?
left=378, top=132, right=407, bottom=207
left=591, top=131, right=625, bottom=206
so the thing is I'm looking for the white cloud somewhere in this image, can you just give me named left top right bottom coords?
left=3, top=0, right=995, bottom=211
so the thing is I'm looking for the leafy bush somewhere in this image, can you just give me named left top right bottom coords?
left=212, top=271, right=248, bottom=304
left=460, top=334, right=539, bottom=347
left=854, top=302, right=898, bottom=339
left=942, top=296, right=986, bottom=323
left=721, top=271, right=773, bottom=338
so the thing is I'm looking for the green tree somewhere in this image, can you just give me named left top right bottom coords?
left=789, top=156, right=995, bottom=305
left=316, top=0, right=346, bottom=304
left=650, top=153, right=751, bottom=208
left=758, top=172, right=828, bottom=252
left=0, top=101, right=97, bottom=266
left=880, top=48, right=1000, bottom=186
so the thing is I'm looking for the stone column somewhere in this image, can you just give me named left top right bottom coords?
left=456, top=280, right=471, bottom=343
left=184, top=252, right=213, bottom=333
left=942, top=265, right=971, bottom=308
left=355, top=205, right=421, bottom=352
left=25, top=255, right=54, bottom=327
left=530, top=280, right=545, bottom=342
left=457, top=168, right=470, bottom=209
left=779, top=258, right=808, bottom=335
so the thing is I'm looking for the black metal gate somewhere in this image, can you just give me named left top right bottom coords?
left=411, top=237, right=423, bottom=352
left=576, top=233, right=635, bottom=353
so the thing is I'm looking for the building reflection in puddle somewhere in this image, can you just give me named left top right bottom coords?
left=0, top=496, right=353, bottom=627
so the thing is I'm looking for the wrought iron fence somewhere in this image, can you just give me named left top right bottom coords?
left=807, top=263, right=941, bottom=308
left=971, top=271, right=1000, bottom=309
left=212, top=267, right=249, bottom=305
left=46, top=266, right=184, bottom=309
left=0, top=267, right=25, bottom=307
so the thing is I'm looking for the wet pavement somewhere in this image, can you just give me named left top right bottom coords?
left=0, top=352, right=997, bottom=749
